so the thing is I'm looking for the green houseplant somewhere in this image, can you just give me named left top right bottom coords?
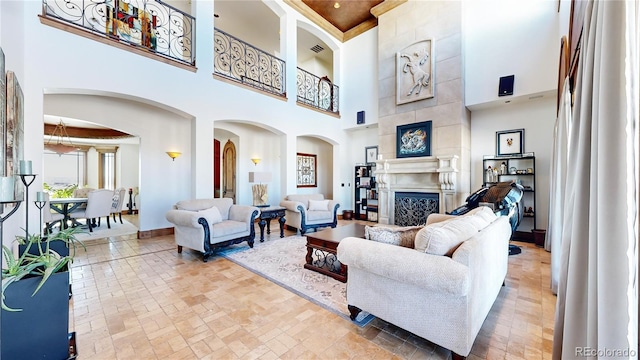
left=1, top=226, right=85, bottom=359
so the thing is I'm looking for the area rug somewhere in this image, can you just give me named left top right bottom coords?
left=219, top=236, right=374, bottom=326
left=73, top=218, right=138, bottom=242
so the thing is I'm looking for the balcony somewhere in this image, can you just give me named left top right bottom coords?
left=296, top=68, right=339, bottom=115
left=41, top=0, right=195, bottom=69
left=213, top=28, right=286, bottom=98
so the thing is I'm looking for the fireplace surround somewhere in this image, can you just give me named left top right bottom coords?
left=375, top=155, right=458, bottom=225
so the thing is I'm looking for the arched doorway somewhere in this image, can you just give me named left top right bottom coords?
left=222, top=140, right=236, bottom=203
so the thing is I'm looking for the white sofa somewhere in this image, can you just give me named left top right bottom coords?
left=279, top=194, right=339, bottom=234
left=337, top=207, right=511, bottom=359
left=165, top=198, right=260, bottom=262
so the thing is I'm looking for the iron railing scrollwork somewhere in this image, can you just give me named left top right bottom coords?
left=213, top=28, right=286, bottom=97
left=296, top=67, right=339, bottom=114
left=42, top=0, right=195, bottom=66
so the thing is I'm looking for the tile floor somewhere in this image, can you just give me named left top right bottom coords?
left=69, top=217, right=555, bottom=359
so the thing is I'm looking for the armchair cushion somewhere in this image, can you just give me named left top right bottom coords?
left=308, top=199, right=330, bottom=211
left=199, top=206, right=222, bottom=225
left=365, top=225, right=423, bottom=248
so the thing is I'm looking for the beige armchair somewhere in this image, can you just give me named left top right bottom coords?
left=279, top=194, right=339, bottom=235
left=165, top=198, right=260, bottom=262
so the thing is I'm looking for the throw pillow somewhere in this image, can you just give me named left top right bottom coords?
left=308, top=199, right=330, bottom=211
left=365, top=225, right=423, bottom=248
left=414, top=217, right=478, bottom=256
left=198, top=206, right=223, bottom=225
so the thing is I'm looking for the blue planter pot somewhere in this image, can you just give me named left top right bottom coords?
left=1, top=271, right=70, bottom=359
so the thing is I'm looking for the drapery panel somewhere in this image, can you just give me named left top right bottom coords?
left=548, top=77, right=572, bottom=294
left=552, top=0, right=638, bottom=359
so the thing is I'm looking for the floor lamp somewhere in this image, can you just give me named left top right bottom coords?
left=249, top=172, right=272, bottom=207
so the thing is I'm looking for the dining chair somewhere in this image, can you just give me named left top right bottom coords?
left=110, top=188, right=126, bottom=224
left=42, top=193, right=65, bottom=234
left=68, top=189, right=113, bottom=232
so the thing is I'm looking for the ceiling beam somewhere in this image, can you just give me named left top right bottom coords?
left=44, top=123, right=132, bottom=139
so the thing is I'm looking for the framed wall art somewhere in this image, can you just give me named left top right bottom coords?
left=6, top=70, right=24, bottom=201
left=396, top=39, right=434, bottom=105
left=296, top=152, right=316, bottom=187
left=396, top=120, right=432, bottom=158
left=365, top=146, right=378, bottom=165
left=496, top=128, right=524, bottom=156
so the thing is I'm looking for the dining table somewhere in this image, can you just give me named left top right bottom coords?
left=49, top=197, right=88, bottom=229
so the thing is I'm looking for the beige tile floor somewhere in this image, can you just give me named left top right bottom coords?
left=69, top=216, right=555, bottom=359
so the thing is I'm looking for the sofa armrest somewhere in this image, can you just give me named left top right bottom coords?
left=228, top=205, right=260, bottom=223
left=280, top=200, right=305, bottom=213
left=166, top=209, right=213, bottom=228
left=337, top=237, right=469, bottom=296
left=328, top=200, right=340, bottom=216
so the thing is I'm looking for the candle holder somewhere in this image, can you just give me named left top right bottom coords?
left=0, top=200, right=22, bottom=245
left=19, top=174, right=37, bottom=239
left=34, top=200, right=46, bottom=237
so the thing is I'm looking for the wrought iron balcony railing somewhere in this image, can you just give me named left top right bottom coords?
left=42, top=0, right=195, bottom=66
left=296, top=67, right=339, bottom=114
left=213, top=28, right=286, bottom=97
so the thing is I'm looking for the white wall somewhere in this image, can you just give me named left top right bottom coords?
left=341, top=28, right=379, bottom=129
left=470, top=96, right=556, bottom=231
left=464, top=0, right=559, bottom=108
left=117, top=143, right=140, bottom=211
left=295, top=136, right=334, bottom=198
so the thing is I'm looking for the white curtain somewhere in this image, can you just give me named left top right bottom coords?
left=552, top=0, right=638, bottom=359
left=548, top=77, right=572, bottom=294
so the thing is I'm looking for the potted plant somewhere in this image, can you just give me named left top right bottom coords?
left=1, top=226, right=85, bottom=359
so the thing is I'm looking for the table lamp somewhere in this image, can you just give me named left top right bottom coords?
left=248, top=172, right=272, bottom=207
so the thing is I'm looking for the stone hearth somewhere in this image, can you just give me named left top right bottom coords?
left=375, top=156, right=458, bottom=225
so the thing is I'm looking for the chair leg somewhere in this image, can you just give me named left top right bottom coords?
left=106, top=216, right=111, bottom=229
left=177, top=245, right=183, bottom=253
left=119, top=212, right=123, bottom=224
left=87, top=219, right=93, bottom=232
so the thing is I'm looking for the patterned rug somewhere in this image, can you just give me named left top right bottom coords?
left=218, top=235, right=374, bottom=326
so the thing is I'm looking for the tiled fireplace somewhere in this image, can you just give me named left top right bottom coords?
left=375, top=156, right=458, bottom=225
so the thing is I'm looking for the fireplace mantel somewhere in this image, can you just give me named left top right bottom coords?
left=374, top=155, right=458, bottom=225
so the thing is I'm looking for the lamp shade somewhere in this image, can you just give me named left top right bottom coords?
left=248, top=172, right=272, bottom=183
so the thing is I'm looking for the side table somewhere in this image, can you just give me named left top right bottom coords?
left=257, top=206, right=286, bottom=242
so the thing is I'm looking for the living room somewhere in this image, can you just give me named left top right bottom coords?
left=0, top=0, right=637, bottom=358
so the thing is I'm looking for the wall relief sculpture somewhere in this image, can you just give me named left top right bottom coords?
left=396, top=39, right=434, bottom=105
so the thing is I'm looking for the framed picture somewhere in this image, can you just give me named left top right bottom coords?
left=296, top=153, right=316, bottom=188
left=496, top=129, right=524, bottom=156
left=396, top=120, right=432, bottom=158
left=365, top=146, right=378, bottom=165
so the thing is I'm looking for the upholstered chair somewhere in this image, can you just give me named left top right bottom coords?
left=69, top=189, right=114, bottom=232
left=42, top=193, right=65, bottom=234
left=279, top=194, right=340, bottom=235
left=110, top=188, right=126, bottom=224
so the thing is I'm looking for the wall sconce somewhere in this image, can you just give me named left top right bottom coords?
left=166, top=151, right=181, bottom=161
left=251, top=158, right=261, bottom=166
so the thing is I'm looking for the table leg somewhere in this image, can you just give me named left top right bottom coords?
left=258, top=218, right=266, bottom=242
left=278, top=216, right=286, bottom=238
left=266, top=218, right=272, bottom=234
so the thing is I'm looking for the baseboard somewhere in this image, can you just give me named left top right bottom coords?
left=138, top=227, right=174, bottom=239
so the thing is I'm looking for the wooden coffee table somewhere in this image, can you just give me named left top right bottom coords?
left=304, top=223, right=366, bottom=283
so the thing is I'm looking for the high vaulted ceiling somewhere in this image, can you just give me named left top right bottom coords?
left=302, top=0, right=384, bottom=33
left=285, top=0, right=406, bottom=42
